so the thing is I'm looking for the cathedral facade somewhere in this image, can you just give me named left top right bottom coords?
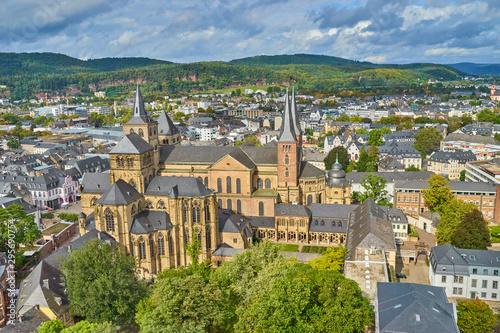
left=80, top=85, right=350, bottom=276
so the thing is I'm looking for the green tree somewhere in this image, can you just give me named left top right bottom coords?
left=460, top=169, right=466, bottom=181
left=352, top=173, right=390, bottom=206
left=405, top=166, right=420, bottom=171
left=324, top=146, right=349, bottom=170
left=367, top=129, right=383, bottom=146
left=456, top=299, right=495, bottom=333
left=308, top=246, right=347, bottom=271
left=477, top=109, right=496, bottom=123
left=422, top=175, right=454, bottom=214
left=60, top=239, right=147, bottom=324
left=355, top=128, right=369, bottom=135
left=451, top=209, right=491, bottom=250
left=37, top=319, right=64, bottom=333
left=235, top=135, right=262, bottom=146
left=0, top=204, right=41, bottom=253
left=61, top=321, right=119, bottom=333
left=414, top=127, right=443, bottom=158
left=6, top=139, right=19, bottom=149
left=436, top=198, right=477, bottom=245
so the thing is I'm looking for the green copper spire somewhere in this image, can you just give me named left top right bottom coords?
left=335, top=153, right=339, bottom=164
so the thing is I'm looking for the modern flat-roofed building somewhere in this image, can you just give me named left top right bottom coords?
left=430, top=244, right=500, bottom=301
left=465, top=158, right=500, bottom=185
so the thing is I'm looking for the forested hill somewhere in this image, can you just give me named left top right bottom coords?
left=0, top=53, right=173, bottom=76
left=0, top=52, right=465, bottom=100
left=447, top=62, right=500, bottom=75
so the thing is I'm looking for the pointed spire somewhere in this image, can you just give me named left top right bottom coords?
left=278, top=88, right=297, bottom=142
left=335, top=153, right=339, bottom=164
left=290, top=85, right=301, bottom=136
left=127, top=82, right=151, bottom=124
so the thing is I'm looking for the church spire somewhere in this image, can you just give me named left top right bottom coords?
left=290, top=85, right=301, bottom=136
left=127, top=82, right=151, bottom=124
left=278, top=88, right=297, bottom=142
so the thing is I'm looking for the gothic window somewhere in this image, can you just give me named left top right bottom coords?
left=300, top=219, right=305, bottom=227
left=105, top=208, right=114, bottom=232
left=205, top=199, right=210, bottom=221
left=307, top=195, right=313, bottom=206
left=227, top=199, right=232, bottom=211
left=318, top=193, right=322, bottom=203
left=149, top=128, right=152, bottom=136
left=146, top=200, right=153, bottom=209
left=183, top=204, right=188, bottom=222
left=218, top=199, right=222, bottom=208
left=158, top=233, right=165, bottom=256
left=127, top=158, right=134, bottom=168
left=196, top=228, right=202, bottom=245
left=130, top=128, right=135, bottom=134
left=285, top=169, right=289, bottom=178
left=237, top=200, right=242, bottom=214
left=226, top=176, right=232, bottom=193
left=138, top=129, right=144, bottom=137
left=168, top=232, right=173, bottom=255
left=290, top=219, right=295, bottom=227
left=236, top=178, right=241, bottom=194
left=138, top=201, right=143, bottom=212
left=197, top=176, right=203, bottom=183
left=192, top=205, right=201, bottom=223
left=259, top=202, right=264, bottom=216
left=257, top=178, right=263, bottom=189
left=131, top=204, right=136, bottom=216
left=138, top=237, right=146, bottom=260
left=184, top=229, right=189, bottom=245
left=90, top=197, right=97, bottom=206
left=285, top=154, right=289, bottom=165
left=204, top=177, right=208, bottom=187
left=217, top=178, right=222, bottom=192
left=265, top=178, right=271, bottom=189
left=206, top=226, right=211, bottom=250
left=157, top=200, right=165, bottom=209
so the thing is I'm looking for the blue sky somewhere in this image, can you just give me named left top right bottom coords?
left=1, top=0, right=499, bottom=64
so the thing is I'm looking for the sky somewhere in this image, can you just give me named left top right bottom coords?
left=1, top=0, right=499, bottom=64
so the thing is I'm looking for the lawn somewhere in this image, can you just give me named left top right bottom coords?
left=279, top=244, right=299, bottom=252
left=490, top=226, right=500, bottom=243
left=302, top=246, right=329, bottom=254
left=42, top=222, right=72, bottom=236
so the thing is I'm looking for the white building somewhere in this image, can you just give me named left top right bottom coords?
left=194, top=127, right=219, bottom=141
left=430, top=244, right=500, bottom=301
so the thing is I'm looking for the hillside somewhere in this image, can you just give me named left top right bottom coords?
left=447, top=62, right=500, bottom=75
left=229, top=53, right=373, bottom=66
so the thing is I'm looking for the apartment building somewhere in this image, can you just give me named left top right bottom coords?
left=427, top=150, right=476, bottom=180
left=465, top=158, right=500, bottom=185
left=430, top=244, right=500, bottom=301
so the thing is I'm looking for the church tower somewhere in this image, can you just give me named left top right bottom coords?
left=290, top=86, right=302, bottom=147
left=158, top=110, right=181, bottom=146
left=277, top=89, right=300, bottom=203
left=122, top=83, right=160, bottom=166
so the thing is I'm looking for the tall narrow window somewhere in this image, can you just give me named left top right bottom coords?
left=236, top=178, right=241, bottom=194
left=307, top=195, right=313, bottom=206
left=205, top=199, right=210, bottom=221
left=285, top=154, right=289, bottom=165
left=265, top=178, right=271, bottom=189
left=226, top=176, right=232, bottom=193
left=206, top=227, right=211, bottom=250
left=259, top=202, right=264, bottom=216
left=105, top=208, right=114, bottom=232
left=192, top=206, right=200, bottom=223
left=138, top=128, right=144, bottom=137
left=158, top=233, right=165, bottom=256
left=237, top=200, right=242, bottom=214
left=168, top=232, right=173, bottom=255
left=183, top=204, right=188, bottom=222
left=218, top=199, right=222, bottom=208
left=139, top=237, right=146, bottom=260
left=227, top=199, right=232, bottom=211
left=285, top=168, right=289, bottom=178
left=204, top=177, right=208, bottom=187
left=184, top=229, right=189, bottom=245
left=217, top=178, right=222, bottom=192
left=257, top=178, right=263, bottom=189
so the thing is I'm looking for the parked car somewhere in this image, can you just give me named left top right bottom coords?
left=396, top=272, right=407, bottom=279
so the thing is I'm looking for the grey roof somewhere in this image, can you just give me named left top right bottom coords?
left=290, top=88, right=301, bottom=136
left=81, top=172, right=110, bottom=194
left=219, top=210, right=252, bottom=233
left=130, top=210, right=173, bottom=234
left=70, top=156, right=111, bottom=176
left=309, top=203, right=358, bottom=219
left=0, top=196, right=35, bottom=213
left=275, top=204, right=311, bottom=217
left=345, top=198, right=396, bottom=254
left=386, top=207, right=408, bottom=224
left=347, top=171, right=434, bottom=184
left=158, top=111, right=179, bottom=135
left=431, top=244, right=500, bottom=276
left=109, top=133, right=153, bottom=155
left=429, top=150, right=476, bottom=163
left=443, top=133, right=500, bottom=145
left=395, top=180, right=496, bottom=193
left=212, top=243, right=246, bottom=257
left=126, top=83, right=152, bottom=124
left=145, top=176, right=213, bottom=198
left=379, top=156, right=405, bottom=170
left=2, top=307, right=50, bottom=333
left=278, top=90, right=297, bottom=142
left=247, top=216, right=276, bottom=229
left=299, top=161, right=324, bottom=179
left=377, top=282, right=459, bottom=333
left=96, top=179, right=142, bottom=205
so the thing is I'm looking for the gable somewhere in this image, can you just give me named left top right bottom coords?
left=212, top=154, right=254, bottom=171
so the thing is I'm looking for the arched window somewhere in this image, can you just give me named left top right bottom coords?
left=129, top=128, right=135, bottom=134
left=192, top=206, right=200, bottom=223
left=307, top=195, right=313, bottom=206
left=127, top=158, right=134, bottom=168
left=285, top=168, right=289, bottom=178
left=145, top=200, right=153, bottom=209
left=138, top=201, right=143, bottom=212
left=138, top=128, right=144, bottom=137
left=259, top=202, right=264, bottom=216
left=90, top=197, right=97, bottom=206
left=158, top=233, right=165, bottom=256
left=204, top=177, right=208, bottom=187
left=184, top=229, right=189, bottom=245
left=197, top=176, right=203, bottom=183
left=157, top=200, right=165, bottom=209
left=206, top=226, right=211, bottom=250
left=227, top=199, right=232, bottom=211
left=236, top=178, right=241, bottom=194
left=196, top=228, right=202, bottom=245
left=237, top=200, right=242, bottom=214
left=105, top=208, right=114, bottom=232
left=131, top=204, right=136, bottom=216
left=318, top=193, right=322, bottom=203
left=138, top=237, right=146, bottom=260
left=168, top=232, right=173, bottom=255
left=149, top=128, right=152, bottom=136
left=226, top=176, right=232, bottom=193
left=205, top=199, right=210, bottom=221
left=265, top=178, right=271, bottom=189
left=217, top=178, right=222, bottom=192
left=290, top=219, right=295, bottom=227
left=218, top=199, right=222, bottom=208
left=257, top=178, right=263, bottom=189
left=183, top=204, right=188, bottom=222
left=285, top=154, right=289, bottom=165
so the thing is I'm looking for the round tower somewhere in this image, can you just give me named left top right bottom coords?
left=325, top=155, right=351, bottom=204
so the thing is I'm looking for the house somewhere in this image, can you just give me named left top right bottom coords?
left=427, top=150, right=476, bottom=180
left=375, top=282, right=459, bottom=333
left=378, top=156, right=405, bottom=172
left=415, top=211, right=440, bottom=234
left=430, top=244, right=500, bottom=301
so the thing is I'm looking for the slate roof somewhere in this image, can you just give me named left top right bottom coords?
left=157, top=111, right=179, bottom=135
left=81, top=172, right=110, bottom=194
left=247, top=216, right=276, bottom=229
left=395, top=180, right=496, bottom=193
left=379, top=156, right=405, bottom=170
left=278, top=90, right=297, bottom=143
left=428, top=150, right=477, bottom=163
left=275, top=204, right=311, bottom=217
left=218, top=209, right=252, bottom=233
left=145, top=176, right=213, bottom=198
left=376, top=282, right=459, bottom=333
left=299, top=161, right=325, bottom=179
left=309, top=203, right=358, bottom=219
left=2, top=307, right=50, bottom=333
left=130, top=210, right=173, bottom=234
left=212, top=243, right=246, bottom=257
left=430, top=244, right=500, bottom=276
left=96, top=179, right=142, bottom=205
left=126, top=84, right=152, bottom=124
left=443, top=133, right=500, bottom=145
left=347, top=171, right=434, bottom=184
left=109, top=133, right=153, bottom=155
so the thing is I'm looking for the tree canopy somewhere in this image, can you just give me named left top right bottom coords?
left=308, top=246, right=347, bottom=271
left=352, top=173, right=390, bottom=206
left=0, top=204, right=41, bottom=254
left=436, top=198, right=477, bottom=245
left=456, top=299, right=496, bottom=333
left=37, top=320, right=119, bottom=333
left=451, top=209, right=491, bottom=250
left=422, top=175, right=454, bottom=214
left=324, top=146, right=350, bottom=170
left=414, top=127, right=443, bottom=158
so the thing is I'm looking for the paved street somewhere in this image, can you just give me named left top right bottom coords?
left=54, top=201, right=82, bottom=215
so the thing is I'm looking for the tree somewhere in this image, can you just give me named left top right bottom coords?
left=60, top=239, right=147, bottom=324
left=456, top=299, right=495, bottom=333
left=436, top=198, right=477, bottom=245
left=451, top=210, right=491, bottom=250
left=37, top=319, right=64, bottom=333
left=352, top=173, right=390, bottom=206
left=405, top=166, right=420, bottom=171
left=414, top=127, right=443, bottom=158
left=367, top=129, right=383, bottom=146
left=356, top=128, right=369, bottom=134
left=460, top=169, right=466, bottom=181
left=235, top=135, right=262, bottom=146
left=477, top=108, right=496, bottom=123
left=0, top=204, right=41, bottom=253
left=6, top=139, right=19, bottom=149
left=308, top=246, right=347, bottom=271
left=422, top=175, right=454, bottom=214
left=38, top=320, right=119, bottom=333
left=324, top=146, right=349, bottom=170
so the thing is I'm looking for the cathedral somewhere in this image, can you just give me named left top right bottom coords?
left=79, top=84, right=351, bottom=277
